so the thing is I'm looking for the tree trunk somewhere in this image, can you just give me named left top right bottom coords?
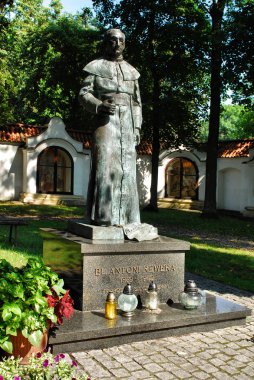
left=203, top=1, right=225, bottom=218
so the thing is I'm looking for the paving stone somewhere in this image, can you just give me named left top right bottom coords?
left=98, top=359, right=122, bottom=369
left=170, top=368, right=192, bottom=379
left=161, top=362, right=179, bottom=372
left=134, top=355, right=152, bottom=365
left=220, top=364, right=241, bottom=375
left=167, top=355, right=189, bottom=365
left=223, top=347, right=239, bottom=356
left=128, top=370, right=153, bottom=379
left=233, top=375, right=253, bottom=380
left=85, top=366, right=112, bottom=378
left=156, top=372, right=175, bottom=380
left=109, top=367, right=131, bottom=377
left=143, top=362, right=164, bottom=373
left=180, top=362, right=200, bottom=373
left=122, top=361, right=143, bottom=372
left=198, top=363, right=218, bottom=374
left=242, top=365, right=254, bottom=377
left=148, top=353, right=168, bottom=363
left=211, top=371, right=233, bottom=380
left=214, top=353, right=231, bottom=362
left=113, top=353, right=133, bottom=363
left=191, top=370, right=210, bottom=379
left=234, top=354, right=252, bottom=363
left=103, top=346, right=122, bottom=355
left=226, top=342, right=243, bottom=349
left=195, top=351, right=213, bottom=360
left=226, top=359, right=246, bottom=369
left=209, top=357, right=225, bottom=367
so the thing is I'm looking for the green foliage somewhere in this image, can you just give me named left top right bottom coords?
left=199, top=104, right=254, bottom=140
left=0, top=0, right=101, bottom=128
left=0, top=257, right=67, bottom=353
left=224, top=1, right=254, bottom=107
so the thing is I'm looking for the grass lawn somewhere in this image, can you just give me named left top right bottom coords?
left=0, top=202, right=253, bottom=292
left=142, top=208, right=254, bottom=292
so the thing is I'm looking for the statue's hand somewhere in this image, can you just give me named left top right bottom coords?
left=97, top=98, right=116, bottom=115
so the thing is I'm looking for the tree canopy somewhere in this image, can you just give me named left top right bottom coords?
left=0, top=0, right=101, bottom=127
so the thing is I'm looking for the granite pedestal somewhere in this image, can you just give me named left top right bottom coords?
left=42, top=228, right=189, bottom=311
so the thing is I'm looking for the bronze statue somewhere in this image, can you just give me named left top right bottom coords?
left=79, top=29, right=142, bottom=226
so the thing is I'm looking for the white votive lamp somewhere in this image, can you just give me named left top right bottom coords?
left=118, top=283, right=138, bottom=317
left=179, top=280, right=203, bottom=310
left=144, top=281, right=159, bottom=310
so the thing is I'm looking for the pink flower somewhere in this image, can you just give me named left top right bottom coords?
left=36, top=352, right=42, bottom=358
left=72, top=360, right=77, bottom=367
left=60, top=353, right=65, bottom=358
left=0, top=376, right=4, bottom=380
left=43, top=359, right=49, bottom=367
left=14, top=377, right=21, bottom=380
left=55, top=355, right=60, bottom=363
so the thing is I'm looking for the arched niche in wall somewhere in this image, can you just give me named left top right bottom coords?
left=165, top=157, right=198, bottom=199
left=36, top=146, right=73, bottom=194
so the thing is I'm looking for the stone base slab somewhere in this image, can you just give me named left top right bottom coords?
left=48, top=293, right=252, bottom=353
left=68, top=220, right=124, bottom=240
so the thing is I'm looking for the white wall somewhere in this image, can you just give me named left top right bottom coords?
left=217, top=157, right=253, bottom=213
left=0, top=143, right=22, bottom=200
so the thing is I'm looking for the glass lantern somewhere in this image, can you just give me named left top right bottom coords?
left=118, top=284, right=138, bottom=317
left=144, top=281, right=159, bottom=310
left=179, top=280, right=203, bottom=310
left=105, top=292, right=117, bottom=320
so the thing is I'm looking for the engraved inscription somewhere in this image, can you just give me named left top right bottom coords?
left=95, top=264, right=175, bottom=277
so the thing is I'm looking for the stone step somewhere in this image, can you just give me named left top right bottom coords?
left=48, top=293, right=251, bottom=353
left=158, top=198, right=204, bottom=210
left=20, top=193, right=85, bottom=206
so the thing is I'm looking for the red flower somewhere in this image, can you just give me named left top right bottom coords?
left=46, top=294, right=59, bottom=308
left=55, top=290, right=74, bottom=325
left=47, top=290, right=74, bottom=326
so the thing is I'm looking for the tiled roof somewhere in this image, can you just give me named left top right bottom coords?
left=217, top=139, right=254, bottom=158
left=0, top=123, right=47, bottom=143
left=0, top=123, right=92, bottom=149
left=1, top=124, right=254, bottom=157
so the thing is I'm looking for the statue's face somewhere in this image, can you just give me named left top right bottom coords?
left=104, top=30, right=125, bottom=59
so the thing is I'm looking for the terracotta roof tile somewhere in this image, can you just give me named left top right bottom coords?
left=0, top=123, right=47, bottom=143
left=1, top=124, right=254, bottom=158
left=218, top=139, right=254, bottom=158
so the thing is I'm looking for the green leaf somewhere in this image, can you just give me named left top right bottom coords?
left=28, top=329, right=43, bottom=347
left=13, top=284, right=25, bottom=299
left=22, top=327, right=28, bottom=338
left=2, top=308, right=12, bottom=321
left=0, top=339, right=13, bottom=354
left=52, top=278, right=65, bottom=295
left=2, top=303, right=22, bottom=320
left=6, top=325, right=18, bottom=336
